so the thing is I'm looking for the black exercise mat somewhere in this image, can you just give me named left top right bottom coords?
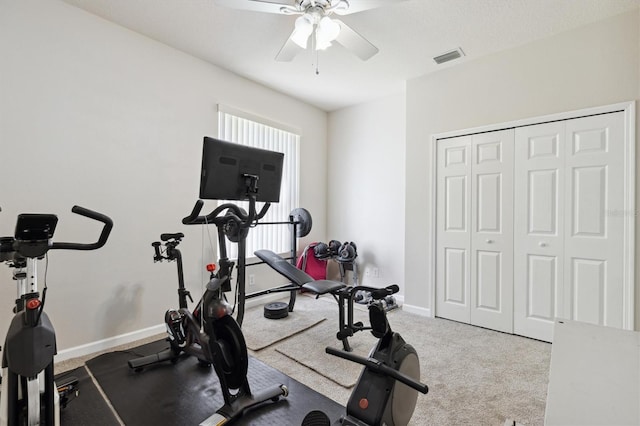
left=85, top=340, right=345, bottom=425
left=56, top=366, right=120, bottom=426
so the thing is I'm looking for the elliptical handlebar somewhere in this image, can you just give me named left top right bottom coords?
left=325, top=346, right=429, bottom=394
left=182, top=199, right=271, bottom=228
left=50, top=205, right=113, bottom=251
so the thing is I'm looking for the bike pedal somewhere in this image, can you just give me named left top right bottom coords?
left=57, top=377, right=80, bottom=409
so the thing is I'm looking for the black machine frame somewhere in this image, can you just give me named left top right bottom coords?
left=129, top=197, right=289, bottom=424
left=128, top=138, right=295, bottom=424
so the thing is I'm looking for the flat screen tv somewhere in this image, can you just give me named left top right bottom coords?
left=199, top=137, right=284, bottom=202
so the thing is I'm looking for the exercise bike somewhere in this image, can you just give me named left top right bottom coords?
left=303, top=285, right=428, bottom=426
left=0, top=206, right=113, bottom=426
left=128, top=196, right=288, bottom=425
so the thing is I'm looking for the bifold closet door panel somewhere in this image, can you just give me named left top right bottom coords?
left=513, top=122, right=565, bottom=342
left=563, top=112, right=626, bottom=329
left=469, top=129, right=514, bottom=334
left=436, top=108, right=631, bottom=340
left=436, top=136, right=472, bottom=323
left=513, top=112, right=626, bottom=341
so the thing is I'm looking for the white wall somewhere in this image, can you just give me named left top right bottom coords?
left=327, top=94, right=406, bottom=292
left=404, top=10, right=640, bottom=324
left=0, top=0, right=327, bottom=353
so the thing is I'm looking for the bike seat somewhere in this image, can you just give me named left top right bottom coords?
left=161, top=232, right=184, bottom=241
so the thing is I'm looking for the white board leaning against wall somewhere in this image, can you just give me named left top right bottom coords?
left=431, top=101, right=635, bottom=343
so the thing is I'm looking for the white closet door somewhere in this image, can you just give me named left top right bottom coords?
left=563, top=112, right=626, bottom=328
left=469, top=130, right=514, bottom=333
left=514, top=122, right=565, bottom=342
left=436, top=136, right=471, bottom=323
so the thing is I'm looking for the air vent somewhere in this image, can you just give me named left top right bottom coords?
left=433, top=48, right=465, bottom=65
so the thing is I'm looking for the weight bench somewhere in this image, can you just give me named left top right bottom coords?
left=255, top=249, right=398, bottom=352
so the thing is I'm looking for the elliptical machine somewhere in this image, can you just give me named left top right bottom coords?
left=0, top=206, right=113, bottom=426
left=303, top=285, right=429, bottom=426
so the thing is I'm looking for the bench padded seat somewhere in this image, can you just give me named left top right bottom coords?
left=302, top=280, right=346, bottom=295
left=255, top=249, right=346, bottom=295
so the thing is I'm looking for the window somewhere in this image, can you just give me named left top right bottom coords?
left=218, top=105, right=300, bottom=257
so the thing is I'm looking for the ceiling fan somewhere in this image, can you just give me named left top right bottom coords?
left=214, top=0, right=405, bottom=61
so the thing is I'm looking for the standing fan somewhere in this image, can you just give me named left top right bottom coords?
left=214, top=0, right=405, bottom=61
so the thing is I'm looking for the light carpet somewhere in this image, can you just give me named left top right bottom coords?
left=275, top=318, right=378, bottom=388
left=264, top=296, right=551, bottom=425
left=241, top=300, right=327, bottom=351
left=389, top=312, right=550, bottom=426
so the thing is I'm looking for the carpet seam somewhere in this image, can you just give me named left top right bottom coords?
left=246, top=317, right=328, bottom=351
left=274, top=348, right=357, bottom=389
left=83, top=364, right=126, bottom=426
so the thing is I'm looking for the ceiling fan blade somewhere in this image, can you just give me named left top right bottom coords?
left=332, top=0, right=407, bottom=15
left=213, top=0, right=295, bottom=14
left=333, top=19, right=378, bottom=60
left=275, top=34, right=304, bottom=61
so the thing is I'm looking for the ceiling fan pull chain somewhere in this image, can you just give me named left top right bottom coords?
left=311, top=31, right=320, bottom=75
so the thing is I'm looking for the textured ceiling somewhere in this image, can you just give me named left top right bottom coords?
left=62, top=0, right=640, bottom=111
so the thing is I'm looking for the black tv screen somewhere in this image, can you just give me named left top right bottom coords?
left=199, top=137, right=284, bottom=202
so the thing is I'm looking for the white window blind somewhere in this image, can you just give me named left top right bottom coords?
left=218, top=106, right=300, bottom=257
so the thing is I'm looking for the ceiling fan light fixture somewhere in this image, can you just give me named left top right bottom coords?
left=315, top=37, right=332, bottom=50
left=291, top=30, right=309, bottom=48
left=315, top=16, right=341, bottom=50
left=291, top=14, right=314, bottom=48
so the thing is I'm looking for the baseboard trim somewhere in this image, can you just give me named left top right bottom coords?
left=54, top=292, right=287, bottom=363
left=402, top=303, right=432, bottom=317
left=55, top=324, right=166, bottom=362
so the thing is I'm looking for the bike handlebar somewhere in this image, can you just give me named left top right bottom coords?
left=325, top=346, right=428, bottom=394
left=182, top=199, right=205, bottom=224
left=50, top=206, right=114, bottom=251
left=152, top=241, right=162, bottom=259
left=182, top=199, right=271, bottom=228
